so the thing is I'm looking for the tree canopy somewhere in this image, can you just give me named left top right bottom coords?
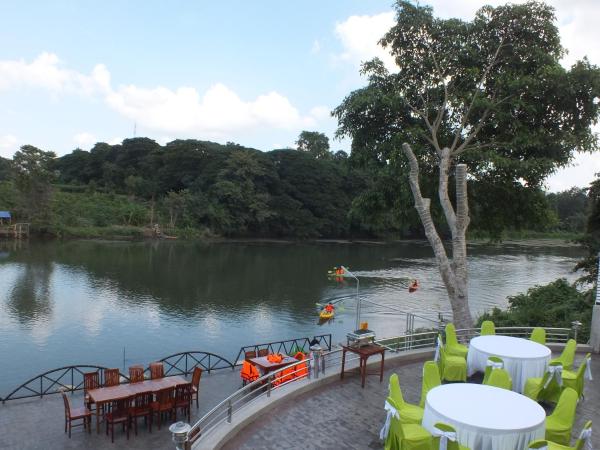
left=296, top=131, right=331, bottom=159
left=334, top=1, right=600, bottom=237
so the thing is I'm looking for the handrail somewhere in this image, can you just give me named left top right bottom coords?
left=453, top=326, right=571, bottom=343
left=234, top=334, right=332, bottom=366
left=2, top=365, right=130, bottom=403
left=152, top=351, right=235, bottom=376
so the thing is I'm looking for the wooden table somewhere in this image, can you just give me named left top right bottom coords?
left=249, top=355, right=297, bottom=375
left=88, top=375, right=188, bottom=433
left=340, top=344, right=385, bottom=388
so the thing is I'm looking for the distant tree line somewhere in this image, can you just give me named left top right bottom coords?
left=0, top=133, right=593, bottom=239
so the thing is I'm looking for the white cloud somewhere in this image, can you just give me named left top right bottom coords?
left=72, top=132, right=97, bottom=149
left=311, top=39, right=321, bottom=55
left=309, top=106, right=331, bottom=121
left=334, top=12, right=397, bottom=72
left=0, top=134, right=18, bottom=158
left=0, top=52, right=109, bottom=96
left=108, top=137, right=122, bottom=145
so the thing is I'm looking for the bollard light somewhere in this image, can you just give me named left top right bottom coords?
left=169, top=421, right=191, bottom=450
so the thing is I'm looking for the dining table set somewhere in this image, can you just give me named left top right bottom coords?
left=381, top=323, right=593, bottom=450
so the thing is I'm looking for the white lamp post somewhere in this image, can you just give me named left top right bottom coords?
left=169, top=421, right=191, bottom=450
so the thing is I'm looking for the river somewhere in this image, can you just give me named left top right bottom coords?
left=0, top=239, right=583, bottom=395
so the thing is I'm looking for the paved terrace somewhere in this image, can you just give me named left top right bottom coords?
left=0, top=353, right=597, bottom=450
left=222, top=354, right=599, bottom=450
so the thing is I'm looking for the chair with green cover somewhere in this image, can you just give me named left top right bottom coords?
left=432, top=422, right=470, bottom=450
left=436, top=336, right=467, bottom=382
left=530, top=327, right=546, bottom=345
left=545, top=387, right=578, bottom=446
left=524, top=361, right=563, bottom=403
left=480, top=321, right=495, bottom=336
left=419, top=361, right=441, bottom=408
left=482, top=356, right=505, bottom=385
left=562, top=353, right=592, bottom=400
left=528, top=420, right=592, bottom=450
left=551, top=339, right=576, bottom=371
left=484, top=368, right=513, bottom=391
left=445, top=323, right=468, bottom=359
left=381, top=397, right=432, bottom=450
left=388, top=373, right=424, bottom=424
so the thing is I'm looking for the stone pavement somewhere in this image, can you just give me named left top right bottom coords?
left=0, top=367, right=242, bottom=450
left=223, top=355, right=600, bottom=450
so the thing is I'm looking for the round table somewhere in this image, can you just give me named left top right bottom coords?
left=467, top=335, right=551, bottom=393
left=422, top=384, right=546, bottom=450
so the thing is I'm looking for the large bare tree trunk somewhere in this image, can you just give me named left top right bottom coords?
left=403, top=143, right=473, bottom=329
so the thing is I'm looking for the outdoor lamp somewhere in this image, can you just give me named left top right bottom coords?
left=169, top=421, right=191, bottom=450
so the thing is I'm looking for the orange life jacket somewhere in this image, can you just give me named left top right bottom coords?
left=240, top=360, right=260, bottom=383
left=293, top=352, right=309, bottom=378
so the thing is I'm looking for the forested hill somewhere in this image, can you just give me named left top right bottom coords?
left=0, top=137, right=590, bottom=239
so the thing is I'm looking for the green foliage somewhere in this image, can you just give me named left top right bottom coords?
left=546, top=187, right=589, bottom=232
left=478, top=279, right=593, bottom=342
left=296, top=131, right=331, bottom=159
left=575, top=176, right=600, bottom=284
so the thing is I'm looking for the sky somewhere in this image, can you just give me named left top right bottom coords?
left=0, top=0, right=599, bottom=192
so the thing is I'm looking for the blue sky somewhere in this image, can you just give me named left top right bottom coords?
left=1, top=0, right=599, bottom=191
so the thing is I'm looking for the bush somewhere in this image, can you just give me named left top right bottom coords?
left=477, top=278, right=593, bottom=343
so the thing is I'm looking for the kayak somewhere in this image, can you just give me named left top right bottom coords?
left=319, top=310, right=334, bottom=320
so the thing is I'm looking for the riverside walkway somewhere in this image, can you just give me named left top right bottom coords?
left=0, top=353, right=597, bottom=449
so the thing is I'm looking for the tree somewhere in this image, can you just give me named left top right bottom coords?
left=575, top=176, right=600, bottom=284
left=12, top=145, right=56, bottom=225
left=334, top=1, right=600, bottom=328
left=296, top=131, right=331, bottom=159
left=546, top=187, right=588, bottom=232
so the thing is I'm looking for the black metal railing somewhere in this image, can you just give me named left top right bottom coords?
left=234, top=334, right=332, bottom=365
left=152, top=351, right=235, bottom=377
left=2, top=365, right=129, bottom=403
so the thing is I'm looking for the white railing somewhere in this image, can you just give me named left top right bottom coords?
left=182, top=325, right=573, bottom=448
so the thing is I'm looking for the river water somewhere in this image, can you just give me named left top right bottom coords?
left=0, top=239, right=583, bottom=395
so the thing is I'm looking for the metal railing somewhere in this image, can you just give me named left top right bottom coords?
left=234, top=334, right=332, bottom=365
left=183, top=325, right=577, bottom=448
left=152, top=351, right=235, bottom=377
left=2, top=365, right=129, bottom=403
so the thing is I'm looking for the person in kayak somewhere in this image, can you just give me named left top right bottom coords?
left=408, top=279, right=419, bottom=293
left=325, top=302, right=335, bottom=313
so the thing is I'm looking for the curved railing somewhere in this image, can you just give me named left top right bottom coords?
left=233, top=334, right=332, bottom=366
left=183, top=325, right=576, bottom=448
left=2, top=365, right=129, bottom=403
left=154, top=351, right=235, bottom=377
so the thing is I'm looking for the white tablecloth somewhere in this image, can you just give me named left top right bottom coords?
left=467, top=336, right=551, bottom=393
left=422, top=384, right=546, bottom=450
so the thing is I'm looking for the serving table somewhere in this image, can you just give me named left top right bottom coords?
left=422, top=383, right=546, bottom=450
left=88, top=375, right=188, bottom=433
left=249, top=355, right=297, bottom=375
left=467, top=335, right=551, bottom=393
left=340, top=343, right=385, bottom=388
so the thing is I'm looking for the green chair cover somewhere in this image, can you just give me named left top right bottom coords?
left=436, top=336, right=467, bottom=382
left=482, top=356, right=504, bottom=385
left=382, top=397, right=432, bottom=450
left=530, top=420, right=592, bottom=450
left=389, top=373, right=424, bottom=424
left=551, top=339, right=576, bottom=371
left=530, top=327, right=546, bottom=345
left=545, top=387, right=578, bottom=445
left=432, top=422, right=470, bottom=450
left=484, top=368, right=513, bottom=390
left=480, top=321, right=495, bottom=336
left=524, top=361, right=563, bottom=403
left=419, top=361, right=441, bottom=408
left=445, top=324, right=468, bottom=359
left=562, top=353, right=591, bottom=399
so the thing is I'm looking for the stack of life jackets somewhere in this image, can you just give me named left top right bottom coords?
left=240, top=360, right=260, bottom=385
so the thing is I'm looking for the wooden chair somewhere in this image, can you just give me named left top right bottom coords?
left=150, top=362, right=165, bottom=380
left=191, top=367, right=203, bottom=409
left=244, top=350, right=257, bottom=360
left=83, top=371, right=100, bottom=410
left=130, top=391, right=153, bottom=435
left=103, top=368, right=120, bottom=387
left=257, top=349, right=269, bottom=357
left=151, top=387, right=174, bottom=430
left=61, top=391, right=92, bottom=438
left=174, top=383, right=193, bottom=422
left=129, top=366, right=145, bottom=383
left=105, top=397, right=131, bottom=443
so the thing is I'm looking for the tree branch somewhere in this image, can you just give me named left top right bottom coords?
left=438, top=147, right=457, bottom=235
